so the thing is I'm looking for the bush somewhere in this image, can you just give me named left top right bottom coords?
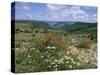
left=75, top=40, right=90, bottom=49
left=15, top=33, right=81, bottom=72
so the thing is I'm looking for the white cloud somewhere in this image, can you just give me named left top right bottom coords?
left=47, top=4, right=66, bottom=11
left=91, top=14, right=97, bottom=21
left=18, top=4, right=96, bottom=22
left=46, top=4, right=94, bottom=22
left=70, top=6, right=89, bottom=19
left=71, top=10, right=89, bottom=20
left=70, top=6, right=81, bottom=10
left=92, top=14, right=97, bottom=18
left=16, top=4, right=31, bottom=11
left=22, top=5, right=30, bottom=10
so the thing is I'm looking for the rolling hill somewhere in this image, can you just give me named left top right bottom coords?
left=14, top=20, right=97, bottom=34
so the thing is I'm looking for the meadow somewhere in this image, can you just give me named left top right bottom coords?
left=14, top=21, right=97, bottom=72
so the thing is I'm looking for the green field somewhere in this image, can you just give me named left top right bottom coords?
left=13, top=21, right=97, bottom=72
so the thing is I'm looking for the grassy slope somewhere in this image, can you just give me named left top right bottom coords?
left=61, top=22, right=97, bottom=34
left=14, top=21, right=97, bottom=72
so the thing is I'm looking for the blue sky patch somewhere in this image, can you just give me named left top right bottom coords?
left=12, top=2, right=97, bottom=23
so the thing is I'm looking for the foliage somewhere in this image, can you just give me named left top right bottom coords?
left=14, top=21, right=97, bottom=72
left=75, top=40, right=90, bottom=49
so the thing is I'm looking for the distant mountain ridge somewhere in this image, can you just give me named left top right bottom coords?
left=14, top=20, right=97, bottom=34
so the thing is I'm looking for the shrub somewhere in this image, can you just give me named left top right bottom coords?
left=75, top=40, right=90, bottom=49
left=15, top=33, right=81, bottom=72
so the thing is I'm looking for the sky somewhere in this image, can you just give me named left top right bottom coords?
left=12, top=2, right=97, bottom=23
